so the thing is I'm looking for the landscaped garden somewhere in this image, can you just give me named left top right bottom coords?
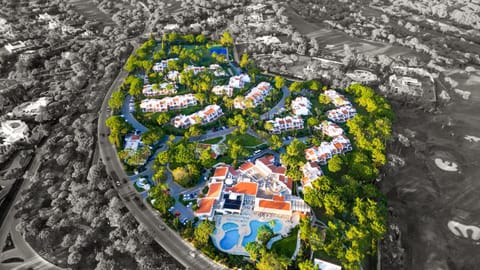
left=105, top=32, right=393, bottom=270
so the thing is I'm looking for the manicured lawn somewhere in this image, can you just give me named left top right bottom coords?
left=226, top=133, right=263, bottom=147
left=271, top=227, right=298, bottom=258
left=200, top=137, right=223, bottom=144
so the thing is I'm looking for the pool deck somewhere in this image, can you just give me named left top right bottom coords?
left=212, top=211, right=299, bottom=255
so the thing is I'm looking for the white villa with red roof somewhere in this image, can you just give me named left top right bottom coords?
left=142, top=82, right=178, bottom=96
left=228, top=74, right=251, bottom=89
left=324, top=90, right=351, bottom=107
left=195, top=155, right=309, bottom=221
left=315, top=120, right=344, bottom=137
left=153, top=58, right=178, bottom=73
left=301, top=162, right=323, bottom=188
left=305, top=135, right=352, bottom=165
left=140, top=94, right=197, bottom=112
left=291, top=96, right=311, bottom=116
left=234, top=81, right=272, bottom=109
left=212, top=85, right=234, bottom=97
left=267, top=115, right=304, bottom=134
left=326, top=105, right=357, bottom=123
left=172, top=104, right=223, bottom=128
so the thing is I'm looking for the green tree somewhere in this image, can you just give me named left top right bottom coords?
left=328, top=154, right=344, bottom=173
left=129, top=76, right=143, bottom=97
left=195, top=92, right=207, bottom=106
left=245, top=242, right=264, bottom=262
left=105, top=116, right=132, bottom=147
left=264, top=121, right=274, bottom=132
left=227, top=138, right=248, bottom=165
left=108, top=91, right=125, bottom=111
left=257, top=225, right=274, bottom=244
left=220, top=31, right=234, bottom=47
left=150, top=184, right=174, bottom=215
left=318, top=94, right=330, bottom=105
left=155, top=151, right=169, bottom=165
left=274, top=75, right=286, bottom=90
left=152, top=166, right=167, bottom=183
left=199, top=148, right=215, bottom=168
left=142, top=129, right=163, bottom=145
left=289, top=81, right=304, bottom=92
left=306, top=117, right=319, bottom=128
left=308, top=80, right=321, bottom=91
left=240, top=53, right=249, bottom=68
left=195, top=34, right=206, bottom=44
left=256, top=252, right=290, bottom=270
left=298, top=260, right=317, bottom=270
left=194, top=221, right=215, bottom=247
left=172, top=167, right=190, bottom=186
left=270, top=135, right=283, bottom=150
left=156, top=113, right=170, bottom=126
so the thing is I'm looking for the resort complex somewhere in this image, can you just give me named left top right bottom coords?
left=102, top=33, right=391, bottom=270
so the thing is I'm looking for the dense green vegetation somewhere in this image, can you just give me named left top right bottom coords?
left=271, top=227, right=299, bottom=258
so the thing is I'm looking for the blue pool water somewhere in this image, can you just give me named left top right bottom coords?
left=241, top=219, right=282, bottom=246
left=219, top=229, right=240, bottom=250
left=209, top=46, right=227, bottom=56
left=222, top=222, right=239, bottom=231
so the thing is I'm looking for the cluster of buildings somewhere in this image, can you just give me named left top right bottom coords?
left=140, top=94, right=197, bottom=113
left=153, top=58, right=178, bottom=73
left=172, top=105, right=223, bottom=128
left=315, top=120, right=344, bottom=137
left=0, top=120, right=29, bottom=145
left=142, top=82, right=177, bottom=96
left=233, top=81, right=272, bottom=109
left=323, top=90, right=357, bottom=123
left=123, top=133, right=149, bottom=165
left=305, top=135, right=352, bottom=165
left=291, top=96, right=311, bottom=116
left=267, top=115, right=304, bottom=134
left=212, top=85, right=234, bottom=97
left=229, top=74, right=251, bottom=89
left=195, top=155, right=310, bottom=219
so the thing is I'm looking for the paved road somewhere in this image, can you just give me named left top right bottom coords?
left=98, top=47, right=226, bottom=270
left=260, top=85, right=290, bottom=120
left=122, top=95, right=149, bottom=133
left=189, top=127, right=235, bottom=142
left=0, top=146, right=64, bottom=270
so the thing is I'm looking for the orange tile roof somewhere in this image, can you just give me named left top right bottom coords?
left=213, top=167, right=228, bottom=178
left=272, top=195, right=284, bottom=201
left=196, top=198, right=215, bottom=214
left=207, top=182, right=223, bottom=198
left=258, top=199, right=291, bottom=211
left=231, top=182, right=258, bottom=196
left=239, top=162, right=254, bottom=171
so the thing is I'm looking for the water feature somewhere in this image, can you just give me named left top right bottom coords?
left=241, top=219, right=283, bottom=246
left=219, top=229, right=240, bottom=250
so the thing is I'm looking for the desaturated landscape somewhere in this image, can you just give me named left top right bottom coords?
left=0, top=0, right=479, bottom=270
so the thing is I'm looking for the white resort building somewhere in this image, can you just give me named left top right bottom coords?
left=172, top=104, right=223, bottom=128
left=324, top=90, right=351, bottom=107
left=291, top=96, right=311, bottom=116
left=228, top=74, right=251, bottom=89
left=267, top=115, right=304, bottom=134
left=0, top=120, right=29, bottom=144
left=326, top=105, right=357, bottom=123
left=305, top=135, right=352, bottom=165
left=212, top=85, right=234, bottom=97
left=233, top=81, right=272, bottom=109
left=140, top=94, right=197, bottom=112
left=142, top=83, right=178, bottom=96
left=315, top=120, right=344, bottom=137
left=301, top=162, right=323, bottom=188
left=153, top=58, right=179, bottom=73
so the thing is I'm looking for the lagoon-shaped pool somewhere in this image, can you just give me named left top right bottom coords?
left=220, top=229, right=240, bottom=250
left=241, top=219, right=282, bottom=247
left=222, top=222, right=239, bottom=231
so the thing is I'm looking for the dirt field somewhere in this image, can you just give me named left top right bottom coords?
left=381, top=82, right=480, bottom=269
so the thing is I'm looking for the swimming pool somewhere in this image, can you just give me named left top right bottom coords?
left=222, top=222, right=239, bottom=231
left=241, top=219, right=283, bottom=246
left=219, top=229, right=240, bottom=250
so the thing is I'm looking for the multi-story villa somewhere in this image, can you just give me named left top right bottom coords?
left=228, top=74, right=251, bottom=89
left=324, top=90, right=351, bottom=107
left=326, top=105, right=357, bottom=123
left=305, top=135, right=352, bottom=165
left=212, top=85, right=234, bottom=97
left=291, top=97, right=311, bottom=116
left=267, top=115, right=304, bottom=134
left=301, top=162, right=323, bottom=188
left=172, top=105, right=224, bottom=128
left=142, top=82, right=178, bottom=96
left=140, top=94, right=197, bottom=112
left=233, top=81, right=271, bottom=109
left=153, top=58, right=179, bottom=73
left=315, top=120, right=344, bottom=137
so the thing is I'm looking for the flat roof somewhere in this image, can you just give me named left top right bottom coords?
left=258, top=199, right=291, bottom=211
left=231, top=182, right=258, bottom=196
left=223, top=193, right=242, bottom=210
left=206, top=182, right=223, bottom=198
left=196, top=198, right=215, bottom=214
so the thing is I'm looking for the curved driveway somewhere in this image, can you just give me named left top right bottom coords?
left=98, top=47, right=226, bottom=269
